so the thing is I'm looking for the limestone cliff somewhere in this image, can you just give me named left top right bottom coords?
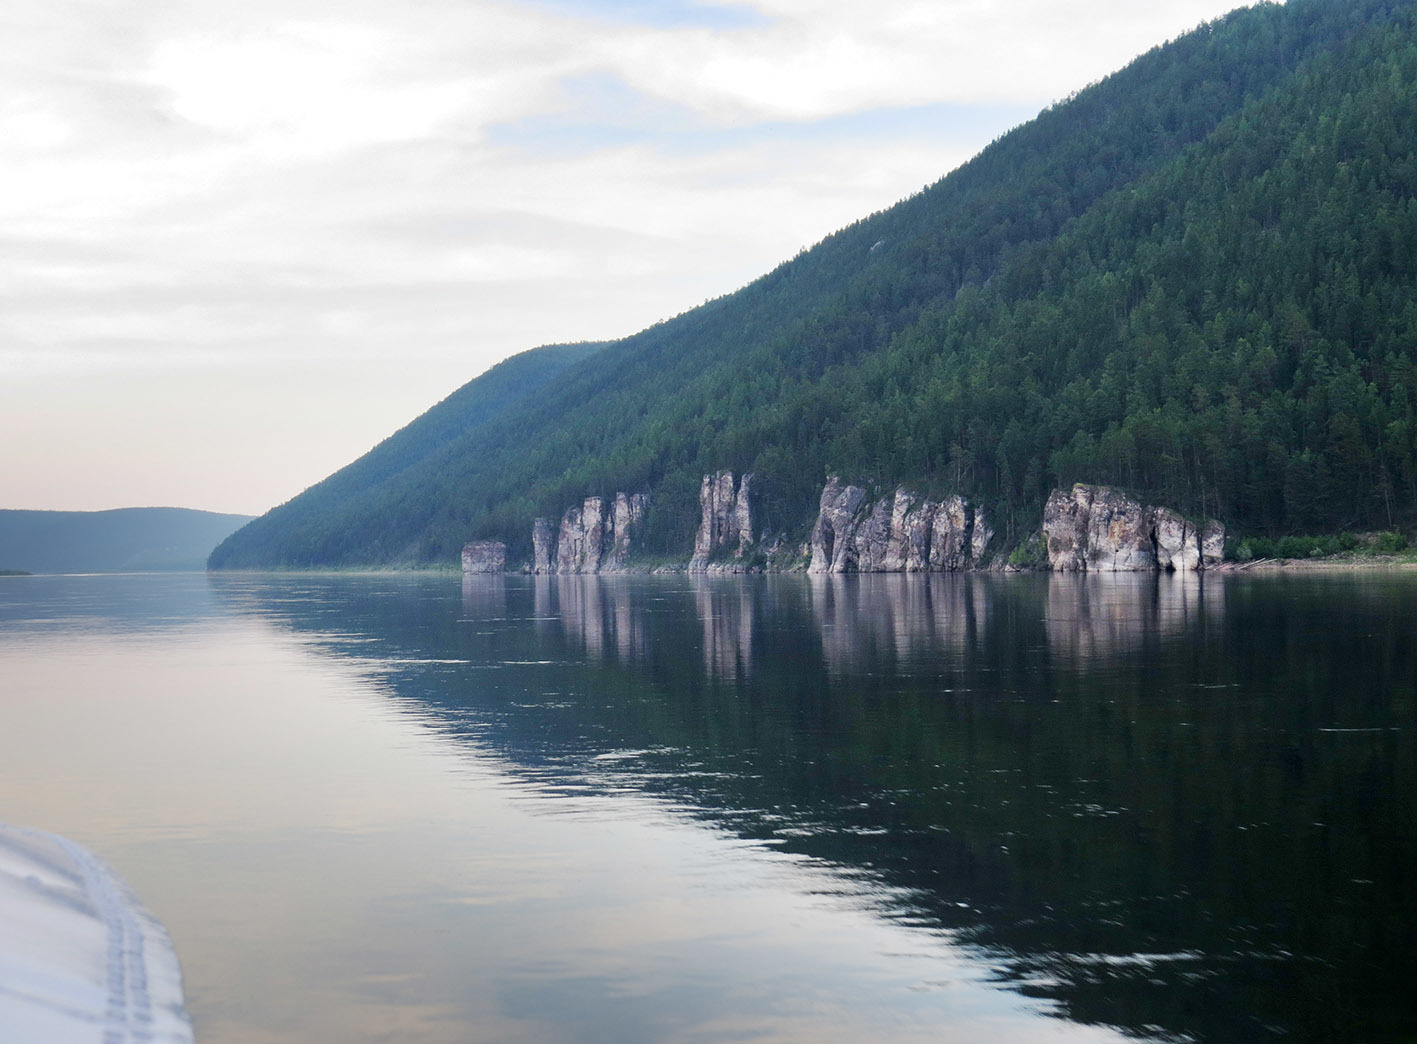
left=807, top=477, right=992, bottom=573
left=531, top=517, right=556, bottom=574
left=1043, top=484, right=1224, bottom=572
left=688, top=471, right=755, bottom=572
left=524, top=479, right=1220, bottom=576
left=532, top=492, right=647, bottom=574
left=604, top=492, right=649, bottom=571
left=461, top=540, right=507, bottom=574
left=807, top=478, right=869, bottom=573
left=556, top=497, right=604, bottom=573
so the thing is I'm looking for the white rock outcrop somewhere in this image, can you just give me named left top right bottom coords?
left=1043, top=484, right=1224, bottom=572
left=460, top=540, right=507, bottom=574
left=807, top=477, right=992, bottom=573
left=533, top=492, right=647, bottom=573
left=688, top=471, right=754, bottom=572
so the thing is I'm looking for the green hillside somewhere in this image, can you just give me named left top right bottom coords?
left=1, top=508, right=253, bottom=574
left=211, top=0, right=1417, bottom=570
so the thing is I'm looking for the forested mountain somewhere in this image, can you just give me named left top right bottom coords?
left=1, top=508, right=252, bottom=573
left=211, top=0, right=1417, bottom=570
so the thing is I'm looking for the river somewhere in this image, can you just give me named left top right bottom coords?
left=0, top=571, right=1412, bottom=1043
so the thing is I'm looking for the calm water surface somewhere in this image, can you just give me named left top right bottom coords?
left=0, top=571, right=1413, bottom=1043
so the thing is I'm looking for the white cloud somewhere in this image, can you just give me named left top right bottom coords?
left=0, top=0, right=1256, bottom=512
left=599, top=0, right=1251, bottom=120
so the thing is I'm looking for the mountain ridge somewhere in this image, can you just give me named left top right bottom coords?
left=2, top=508, right=253, bottom=574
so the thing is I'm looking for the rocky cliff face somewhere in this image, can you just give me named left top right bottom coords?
left=1043, top=484, right=1224, bottom=571
left=604, top=492, right=648, bottom=571
left=531, top=517, right=556, bottom=574
left=688, top=471, right=754, bottom=572
left=533, top=492, right=647, bottom=574
left=807, top=477, right=993, bottom=573
left=555, top=497, right=603, bottom=573
left=807, top=478, right=869, bottom=573
left=461, top=540, right=507, bottom=574
left=523, top=478, right=1222, bottom=576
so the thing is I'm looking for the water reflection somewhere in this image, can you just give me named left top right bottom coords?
left=0, top=571, right=221, bottom=633
left=692, top=577, right=755, bottom=682
left=808, top=574, right=991, bottom=672
left=213, top=571, right=1417, bottom=1044
left=461, top=572, right=506, bottom=618
left=1044, top=572, right=1225, bottom=663
left=532, top=575, right=647, bottom=663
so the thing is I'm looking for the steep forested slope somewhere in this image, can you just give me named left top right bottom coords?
left=211, top=0, right=1417, bottom=569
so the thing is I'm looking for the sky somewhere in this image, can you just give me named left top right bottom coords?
left=1, top=0, right=1257, bottom=517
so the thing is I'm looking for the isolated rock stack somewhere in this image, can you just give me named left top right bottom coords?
left=460, top=541, right=508, bottom=574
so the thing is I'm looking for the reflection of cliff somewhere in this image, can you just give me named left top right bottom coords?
left=461, top=574, right=507, bottom=618
left=691, top=577, right=755, bottom=682
left=808, top=575, right=993, bottom=674
left=534, top=575, right=645, bottom=661
left=801, top=573, right=1228, bottom=676
left=1044, top=574, right=1224, bottom=663
left=539, top=574, right=761, bottom=683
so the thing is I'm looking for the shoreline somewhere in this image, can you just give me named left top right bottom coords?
left=198, top=557, right=1417, bottom=577
left=1217, top=555, right=1417, bottom=572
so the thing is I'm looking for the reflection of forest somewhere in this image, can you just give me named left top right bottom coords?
left=268, top=573, right=1415, bottom=1044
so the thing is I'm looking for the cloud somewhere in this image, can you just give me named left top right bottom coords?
left=592, top=0, right=1250, bottom=120
left=0, top=0, right=1254, bottom=511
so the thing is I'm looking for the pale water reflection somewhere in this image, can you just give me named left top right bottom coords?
left=1044, top=572, right=1225, bottom=663
left=809, top=574, right=994, bottom=672
left=1, top=571, right=1414, bottom=1043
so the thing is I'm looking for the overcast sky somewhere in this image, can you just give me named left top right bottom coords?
left=1, top=0, right=1255, bottom=516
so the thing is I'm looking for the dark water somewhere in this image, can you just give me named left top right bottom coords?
left=0, top=571, right=1413, bottom=1043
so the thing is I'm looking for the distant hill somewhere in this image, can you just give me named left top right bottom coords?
left=0, top=508, right=254, bottom=574
left=212, top=0, right=1417, bottom=570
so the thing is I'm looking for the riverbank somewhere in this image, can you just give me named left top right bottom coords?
left=1220, top=554, right=1417, bottom=572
